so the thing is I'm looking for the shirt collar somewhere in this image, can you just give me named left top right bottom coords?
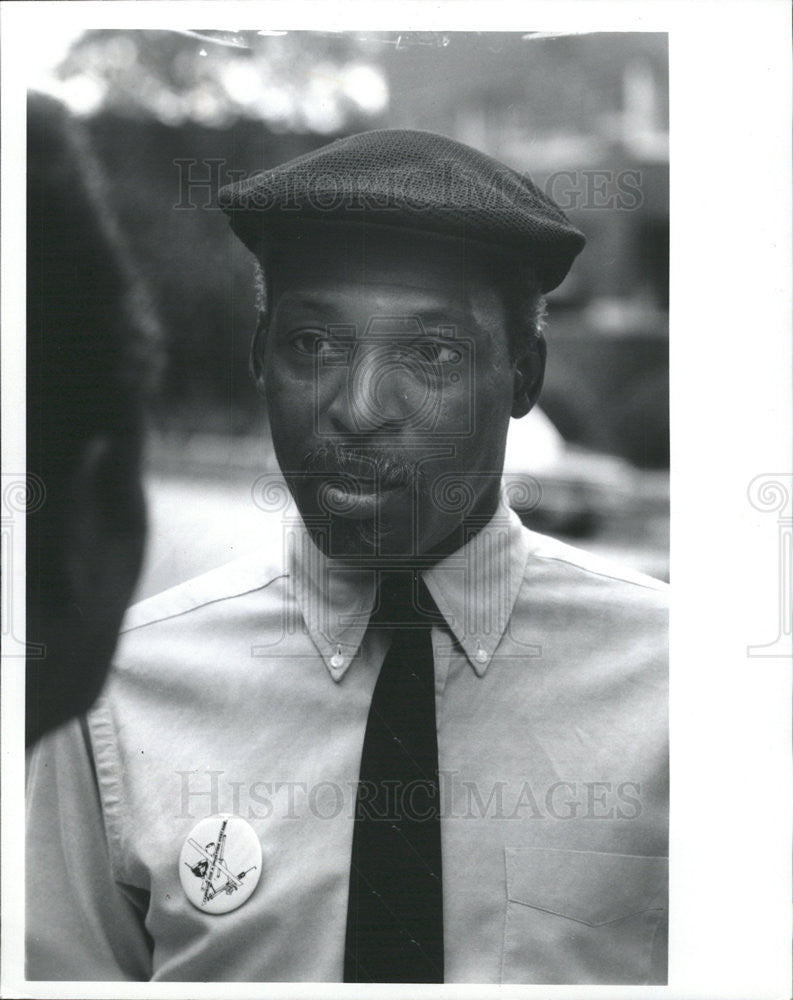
left=288, top=486, right=530, bottom=682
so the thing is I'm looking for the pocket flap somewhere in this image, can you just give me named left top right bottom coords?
left=505, top=847, right=667, bottom=927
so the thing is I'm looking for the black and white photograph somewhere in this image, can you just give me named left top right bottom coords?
left=2, top=2, right=791, bottom=997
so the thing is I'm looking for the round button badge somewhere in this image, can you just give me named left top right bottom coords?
left=179, top=814, right=262, bottom=914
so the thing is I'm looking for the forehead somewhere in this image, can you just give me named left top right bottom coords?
left=265, top=220, right=503, bottom=322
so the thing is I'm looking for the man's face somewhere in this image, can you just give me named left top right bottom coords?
left=261, top=225, right=535, bottom=561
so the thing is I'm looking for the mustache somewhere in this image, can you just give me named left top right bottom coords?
left=301, top=443, right=421, bottom=490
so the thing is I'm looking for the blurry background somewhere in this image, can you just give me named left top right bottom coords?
left=30, top=29, right=669, bottom=596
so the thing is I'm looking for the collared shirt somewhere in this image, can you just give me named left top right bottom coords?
left=26, top=493, right=668, bottom=984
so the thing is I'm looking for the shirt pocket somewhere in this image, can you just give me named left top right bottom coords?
left=501, top=847, right=667, bottom=985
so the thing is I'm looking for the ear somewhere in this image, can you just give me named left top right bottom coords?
left=250, top=310, right=269, bottom=388
left=511, top=334, right=547, bottom=419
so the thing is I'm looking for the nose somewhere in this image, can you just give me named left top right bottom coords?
left=327, top=342, right=415, bottom=434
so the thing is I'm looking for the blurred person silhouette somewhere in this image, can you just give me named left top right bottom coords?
left=25, top=92, right=159, bottom=746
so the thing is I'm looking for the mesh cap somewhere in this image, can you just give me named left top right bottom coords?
left=218, top=129, right=585, bottom=293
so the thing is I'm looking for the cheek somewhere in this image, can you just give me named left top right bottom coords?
left=263, top=361, right=310, bottom=423
left=468, top=364, right=515, bottom=436
left=403, top=365, right=513, bottom=456
left=263, top=373, right=311, bottom=467
left=458, top=370, right=514, bottom=470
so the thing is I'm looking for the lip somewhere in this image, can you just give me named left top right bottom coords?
left=323, top=481, right=405, bottom=519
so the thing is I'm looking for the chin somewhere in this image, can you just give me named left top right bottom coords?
left=321, top=518, right=390, bottom=562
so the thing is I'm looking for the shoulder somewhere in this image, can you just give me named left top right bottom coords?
left=523, top=528, right=667, bottom=597
left=509, top=529, right=667, bottom=700
left=517, top=527, right=668, bottom=638
left=101, top=547, right=293, bottom=712
left=120, top=546, right=289, bottom=635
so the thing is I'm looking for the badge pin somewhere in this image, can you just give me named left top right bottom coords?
left=179, top=814, right=262, bottom=914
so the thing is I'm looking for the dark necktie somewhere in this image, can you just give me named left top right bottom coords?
left=343, top=571, right=445, bottom=983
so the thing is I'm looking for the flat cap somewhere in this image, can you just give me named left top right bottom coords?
left=218, top=129, right=585, bottom=293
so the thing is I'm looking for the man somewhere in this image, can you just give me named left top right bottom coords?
left=26, top=130, right=667, bottom=984
left=25, top=93, right=157, bottom=745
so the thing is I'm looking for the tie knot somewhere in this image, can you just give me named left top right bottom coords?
left=371, top=571, right=444, bottom=628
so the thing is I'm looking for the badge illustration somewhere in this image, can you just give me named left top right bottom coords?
left=179, top=814, right=262, bottom=914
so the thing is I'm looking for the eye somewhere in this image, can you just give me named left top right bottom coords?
left=413, top=340, right=462, bottom=365
left=288, top=329, right=330, bottom=357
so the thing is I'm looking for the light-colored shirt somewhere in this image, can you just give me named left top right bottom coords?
left=26, top=494, right=668, bottom=984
